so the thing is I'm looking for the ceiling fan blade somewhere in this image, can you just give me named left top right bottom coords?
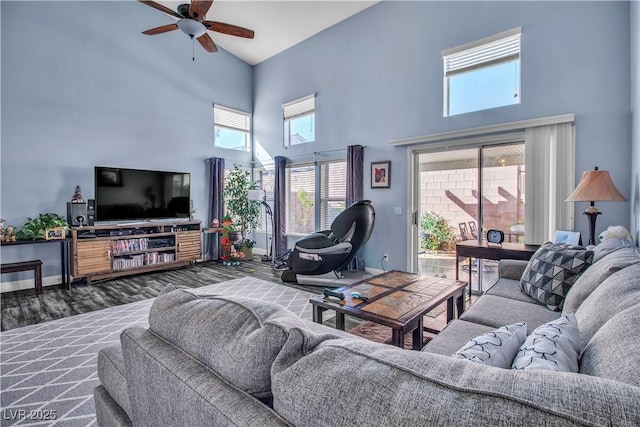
left=203, top=21, right=254, bottom=39
left=142, top=23, right=179, bottom=35
left=138, top=0, right=181, bottom=19
left=197, top=33, right=218, bottom=53
left=189, top=0, right=213, bottom=20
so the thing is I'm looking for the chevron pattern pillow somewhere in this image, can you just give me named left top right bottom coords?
left=520, top=242, right=594, bottom=311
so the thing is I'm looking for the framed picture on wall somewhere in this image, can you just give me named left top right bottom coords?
left=371, top=161, right=391, bottom=188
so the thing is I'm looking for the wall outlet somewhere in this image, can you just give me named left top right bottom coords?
left=382, top=253, right=389, bottom=262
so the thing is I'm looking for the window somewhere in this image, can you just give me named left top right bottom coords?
left=283, top=94, right=315, bottom=146
left=286, top=160, right=346, bottom=235
left=443, top=27, right=521, bottom=116
left=214, top=105, right=251, bottom=151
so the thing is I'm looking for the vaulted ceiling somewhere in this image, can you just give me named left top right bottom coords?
left=151, top=1, right=378, bottom=65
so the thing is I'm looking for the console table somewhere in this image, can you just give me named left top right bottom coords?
left=455, top=241, right=540, bottom=295
left=0, top=238, right=72, bottom=290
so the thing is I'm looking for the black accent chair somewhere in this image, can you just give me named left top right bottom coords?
left=286, top=200, right=375, bottom=276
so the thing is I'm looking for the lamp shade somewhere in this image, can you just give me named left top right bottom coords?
left=565, top=170, right=627, bottom=202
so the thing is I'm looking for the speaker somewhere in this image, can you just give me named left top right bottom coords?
left=86, top=199, right=95, bottom=226
left=67, top=202, right=88, bottom=227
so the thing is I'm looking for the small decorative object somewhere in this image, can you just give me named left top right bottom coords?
left=554, top=229, right=582, bottom=246
left=189, top=208, right=197, bottom=220
left=4, top=226, right=16, bottom=242
left=371, top=161, right=391, bottom=188
left=598, top=225, right=632, bottom=243
left=486, top=229, right=505, bottom=245
left=71, top=185, right=84, bottom=202
left=0, top=219, right=4, bottom=241
left=211, top=219, right=219, bottom=228
left=45, top=227, right=67, bottom=240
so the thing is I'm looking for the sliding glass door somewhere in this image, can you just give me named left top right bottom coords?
left=413, top=142, right=525, bottom=293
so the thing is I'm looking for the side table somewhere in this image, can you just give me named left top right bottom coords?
left=455, top=241, right=540, bottom=295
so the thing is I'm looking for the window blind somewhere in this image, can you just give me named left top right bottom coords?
left=214, top=105, right=251, bottom=132
left=283, top=94, right=315, bottom=121
left=443, top=28, right=521, bottom=77
left=286, top=164, right=317, bottom=234
left=320, top=161, right=347, bottom=230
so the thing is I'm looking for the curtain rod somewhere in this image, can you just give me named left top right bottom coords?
left=250, top=145, right=366, bottom=164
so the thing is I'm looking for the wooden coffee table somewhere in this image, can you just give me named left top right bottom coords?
left=310, top=270, right=467, bottom=350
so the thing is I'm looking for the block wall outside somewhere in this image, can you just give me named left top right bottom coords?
left=420, top=166, right=524, bottom=239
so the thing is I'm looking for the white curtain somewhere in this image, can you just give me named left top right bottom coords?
left=524, top=122, right=575, bottom=244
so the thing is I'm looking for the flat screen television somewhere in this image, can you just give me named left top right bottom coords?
left=94, top=166, right=191, bottom=222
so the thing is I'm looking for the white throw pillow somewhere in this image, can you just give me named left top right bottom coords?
left=511, top=314, right=580, bottom=372
left=452, top=322, right=527, bottom=368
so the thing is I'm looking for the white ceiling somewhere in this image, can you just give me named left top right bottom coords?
left=150, top=1, right=379, bottom=65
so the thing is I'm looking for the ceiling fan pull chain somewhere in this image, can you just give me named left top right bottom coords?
left=192, top=36, right=195, bottom=61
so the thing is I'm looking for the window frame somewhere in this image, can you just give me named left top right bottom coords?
left=442, top=27, right=521, bottom=117
left=214, top=104, right=251, bottom=152
left=283, top=94, right=316, bottom=147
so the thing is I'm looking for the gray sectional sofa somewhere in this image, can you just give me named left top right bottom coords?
left=94, top=239, right=640, bottom=426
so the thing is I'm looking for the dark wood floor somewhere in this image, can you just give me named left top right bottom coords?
left=1, top=259, right=319, bottom=331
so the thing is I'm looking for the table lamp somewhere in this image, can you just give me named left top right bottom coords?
left=565, top=167, right=627, bottom=246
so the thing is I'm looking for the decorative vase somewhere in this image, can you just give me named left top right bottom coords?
left=241, top=246, right=253, bottom=260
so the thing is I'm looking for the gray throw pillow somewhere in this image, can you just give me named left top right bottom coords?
left=520, top=242, right=594, bottom=311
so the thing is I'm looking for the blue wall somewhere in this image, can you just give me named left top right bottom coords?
left=1, top=1, right=634, bottom=283
left=1, top=1, right=253, bottom=283
left=632, top=1, right=639, bottom=244
left=254, top=1, right=632, bottom=270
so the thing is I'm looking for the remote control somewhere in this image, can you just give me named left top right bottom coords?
left=323, top=289, right=345, bottom=300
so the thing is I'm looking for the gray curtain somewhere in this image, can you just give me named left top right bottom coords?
left=273, top=156, right=287, bottom=258
left=347, top=145, right=365, bottom=270
left=207, top=157, right=225, bottom=260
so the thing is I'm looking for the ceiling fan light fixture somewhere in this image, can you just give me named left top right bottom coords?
left=177, top=19, right=206, bottom=38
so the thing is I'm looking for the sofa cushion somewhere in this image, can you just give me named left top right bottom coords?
left=121, top=326, right=292, bottom=427
left=422, top=320, right=495, bottom=357
left=512, top=315, right=580, bottom=372
left=97, top=345, right=130, bottom=416
left=485, top=278, right=539, bottom=303
left=459, top=295, right=560, bottom=334
left=520, top=242, right=594, bottom=311
left=580, top=304, right=640, bottom=387
left=591, top=237, right=633, bottom=263
left=271, top=329, right=640, bottom=426
left=148, top=284, right=340, bottom=399
left=452, top=322, right=527, bottom=368
left=575, top=263, right=640, bottom=351
left=562, top=247, right=640, bottom=314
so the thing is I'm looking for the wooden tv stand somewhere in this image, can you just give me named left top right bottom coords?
left=71, top=220, right=201, bottom=284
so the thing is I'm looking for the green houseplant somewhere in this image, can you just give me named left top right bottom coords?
left=223, top=164, right=262, bottom=259
left=16, top=213, right=69, bottom=241
left=420, top=211, right=457, bottom=252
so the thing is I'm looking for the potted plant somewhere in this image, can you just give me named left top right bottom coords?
left=234, top=238, right=255, bottom=260
left=223, top=164, right=261, bottom=259
left=16, top=213, right=69, bottom=241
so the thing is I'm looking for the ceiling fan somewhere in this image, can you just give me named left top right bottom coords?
left=139, top=0, right=254, bottom=55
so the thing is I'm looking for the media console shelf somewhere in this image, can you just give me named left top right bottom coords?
left=71, top=221, right=201, bottom=284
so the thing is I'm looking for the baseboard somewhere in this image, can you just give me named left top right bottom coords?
left=365, top=267, right=385, bottom=276
left=0, top=275, right=67, bottom=293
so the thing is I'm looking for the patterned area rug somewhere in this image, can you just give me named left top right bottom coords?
left=0, top=277, right=315, bottom=426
